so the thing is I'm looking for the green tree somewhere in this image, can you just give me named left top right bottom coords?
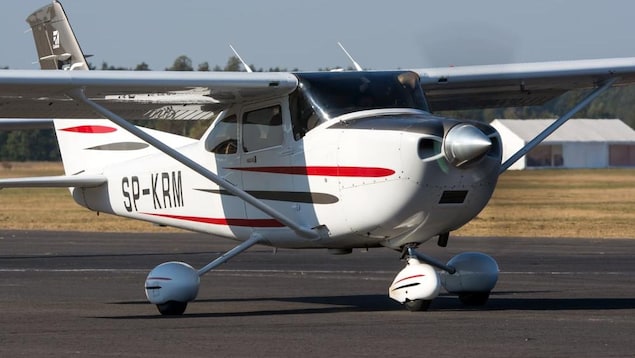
left=224, top=56, right=242, bottom=72
left=198, top=62, right=210, bottom=71
left=167, top=55, right=193, bottom=71
left=0, top=130, right=59, bottom=161
left=134, top=62, right=150, bottom=71
left=100, top=62, right=128, bottom=70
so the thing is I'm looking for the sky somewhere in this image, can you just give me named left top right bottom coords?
left=3, top=0, right=635, bottom=71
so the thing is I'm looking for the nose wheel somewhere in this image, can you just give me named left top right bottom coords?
left=157, top=301, right=188, bottom=315
left=404, top=299, right=432, bottom=312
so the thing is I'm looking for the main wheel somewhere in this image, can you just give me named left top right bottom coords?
left=156, top=301, right=188, bottom=315
left=404, top=299, right=432, bottom=312
left=458, top=292, right=490, bottom=306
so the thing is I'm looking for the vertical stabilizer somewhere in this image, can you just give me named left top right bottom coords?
left=26, top=1, right=89, bottom=70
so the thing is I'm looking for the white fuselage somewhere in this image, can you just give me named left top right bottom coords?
left=68, top=106, right=501, bottom=250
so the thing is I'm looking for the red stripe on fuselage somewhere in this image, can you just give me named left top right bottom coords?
left=143, top=213, right=284, bottom=228
left=228, top=166, right=395, bottom=177
left=60, top=125, right=117, bottom=133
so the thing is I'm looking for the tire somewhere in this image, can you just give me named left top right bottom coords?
left=404, top=299, right=432, bottom=312
left=458, top=292, right=490, bottom=306
left=156, top=301, right=188, bottom=315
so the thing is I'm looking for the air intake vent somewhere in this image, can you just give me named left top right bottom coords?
left=439, top=190, right=468, bottom=204
left=418, top=138, right=441, bottom=160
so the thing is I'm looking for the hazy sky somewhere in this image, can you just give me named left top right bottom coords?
left=3, top=0, right=635, bottom=71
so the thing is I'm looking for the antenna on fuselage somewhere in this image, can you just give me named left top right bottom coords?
left=337, top=42, right=363, bottom=71
left=229, top=44, right=253, bottom=72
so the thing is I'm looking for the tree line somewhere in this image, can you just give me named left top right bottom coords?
left=2, top=55, right=635, bottom=161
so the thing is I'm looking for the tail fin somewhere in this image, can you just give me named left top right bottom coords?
left=26, top=1, right=89, bottom=71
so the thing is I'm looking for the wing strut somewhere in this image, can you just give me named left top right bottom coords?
left=499, top=78, right=617, bottom=173
left=68, top=89, right=326, bottom=240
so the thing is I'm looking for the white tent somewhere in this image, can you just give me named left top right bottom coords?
left=490, top=119, right=635, bottom=170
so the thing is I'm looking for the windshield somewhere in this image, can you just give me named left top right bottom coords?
left=295, top=71, right=429, bottom=120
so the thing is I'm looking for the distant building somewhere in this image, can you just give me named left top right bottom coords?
left=490, top=119, right=635, bottom=170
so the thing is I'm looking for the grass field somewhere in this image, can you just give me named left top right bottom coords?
left=1, top=162, right=634, bottom=238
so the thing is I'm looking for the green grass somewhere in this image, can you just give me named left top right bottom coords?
left=457, top=168, right=635, bottom=238
left=0, top=162, right=183, bottom=233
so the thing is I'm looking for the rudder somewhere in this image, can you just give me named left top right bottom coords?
left=26, top=1, right=89, bottom=71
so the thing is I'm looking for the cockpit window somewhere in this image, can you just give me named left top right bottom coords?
left=205, top=114, right=238, bottom=154
left=289, top=89, right=320, bottom=140
left=294, top=71, right=429, bottom=120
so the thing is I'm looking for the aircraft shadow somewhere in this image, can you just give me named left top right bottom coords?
left=102, top=293, right=635, bottom=319
left=102, top=294, right=398, bottom=319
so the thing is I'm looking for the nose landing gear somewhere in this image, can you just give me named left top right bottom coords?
left=389, top=245, right=499, bottom=311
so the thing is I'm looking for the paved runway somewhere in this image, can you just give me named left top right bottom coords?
left=0, top=230, right=634, bottom=357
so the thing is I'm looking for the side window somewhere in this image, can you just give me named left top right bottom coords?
left=205, top=114, right=238, bottom=154
left=242, top=105, right=283, bottom=152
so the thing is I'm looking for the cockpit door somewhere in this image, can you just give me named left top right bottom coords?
left=239, top=99, right=296, bottom=224
left=204, top=111, right=247, bottom=233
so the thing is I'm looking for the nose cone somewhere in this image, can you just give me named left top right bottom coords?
left=444, top=124, right=492, bottom=167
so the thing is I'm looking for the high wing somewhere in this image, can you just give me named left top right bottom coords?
left=0, top=70, right=298, bottom=119
left=2, top=58, right=635, bottom=119
left=416, top=57, right=635, bottom=111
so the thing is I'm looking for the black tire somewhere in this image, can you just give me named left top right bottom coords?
left=458, top=292, right=490, bottom=306
left=156, top=301, right=188, bottom=315
left=404, top=299, right=432, bottom=312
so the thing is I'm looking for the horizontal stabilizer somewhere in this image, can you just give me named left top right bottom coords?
left=0, top=118, right=54, bottom=130
left=0, top=174, right=106, bottom=188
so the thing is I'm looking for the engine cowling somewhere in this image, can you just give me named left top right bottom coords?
left=440, top=252, right=499, bottom=294
left=144, top=261, right=200, bottom=305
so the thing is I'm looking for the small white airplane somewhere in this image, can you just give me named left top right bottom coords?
left=1, top=1, right=635, bottom=315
